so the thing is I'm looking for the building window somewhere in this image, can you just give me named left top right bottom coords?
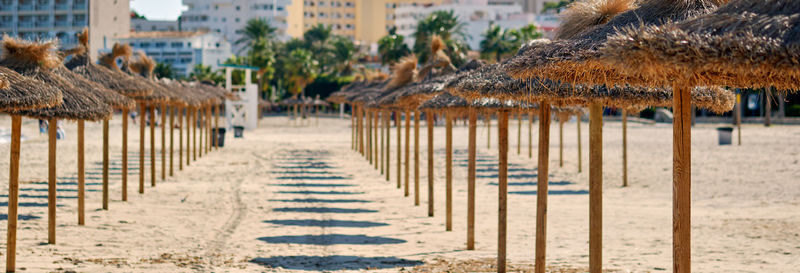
left=235, top=18, right=240, bottom=22
left=139, top=42, right=151, bottom=48
left=155, top=42, right=166, bottom=48
left=236, top=5, right=240, bottom=11
left=221, top=17, right=226, bottom=22
left=171, top=42, right=183, bottom=48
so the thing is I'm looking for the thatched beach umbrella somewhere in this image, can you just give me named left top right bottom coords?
left=54, top=61, right=135, bottom=219
left=0, top=63, right=63, bottom=273
left=1, top=38, right=112, bottom=251
left=598, top=1, right=800, bottom=271
left=65, top=30, right=153, bottom=203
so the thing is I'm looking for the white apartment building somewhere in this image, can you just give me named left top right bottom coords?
left=131, top=18, right=180, bottom=32
left=112, top=31, right=232, bottom=78
left=0, top=0, right=130, bottom=60
left=394, top=0, right=543, bottom=49
left=180, top=0, right=291, bottom=53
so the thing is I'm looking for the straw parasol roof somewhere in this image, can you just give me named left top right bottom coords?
left=450, top=61, right=735, bottom=114
left=279, top=95, right=304, bottom=106
left=0, top=66, right=63, bottom=111
left=417, top=92, right=470, bottom=114
left=503, top=0, right=726, bottom=86
left=600, top=0, right=800, bottom=90
left=64, top=29, right=153, bottom=98
left=0, top=37, right=111, bottom=121
left=98, top=45, right=170, bottom=104
left=54, top=65, right=135, bottom=110
left=377, top=59, right=484, bottom=109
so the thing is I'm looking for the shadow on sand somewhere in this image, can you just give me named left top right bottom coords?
left=488, top=180, right=574, bottom=186
left=268, top=198, right=372, bottom=204
left=250, top=255, right=422, bottom=271
left=276, top=190, right=363, bottom=195
left=272, top=207, right=378, bottom=214
left=275, top=176, right=351, bottom=180
left=258, top=234, right=405, bottom=245
left=264, top=219, right=388, bottom=228
left=270, top=183, right=355, bottom=188
left=0, top=214, right=42, bottom=220
left=509, top=189, right=589, bottom=195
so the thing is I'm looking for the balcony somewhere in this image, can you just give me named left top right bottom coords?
left=18, top=5, right=35, bottom=11
left=54, top=20, right=69, bottom=27
left=0, top=5, right=14, bottom=11
left=55, top=4, right=69, bottom=10
left=0, top=22, right=13, bottom=28
left=72, top=21, right=86, bottom=27
left=72, top=3, right=87, bottom=10
left=18, top=21, right=35, bottom=28
left=35, top=21, right=50, bottom=27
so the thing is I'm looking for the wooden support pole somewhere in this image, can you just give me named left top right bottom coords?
left=736, top=94, right=742, bottom=146
left=385, top=111, right=391, bottom=181
left=170, top=107, right=174, bottom=176
left=374, top=111, right=379, bottom=169
left=498, top=110, right=509, bottom=273
left=193, top=108, right=197, bottom=161
left=6, top=115, right=22, bottom=272
left=198, top=107, right=203, bottom=159
left=622, top=111, right=628, bottom=187
left=414, top=110, right=420, bottom=206
left=486, top=114, right=491, bottom=150
left=352, top=106, right=355, bottom=150
left=529, top=112, right=533, bottom=159
left=211, top=106, right=216, bottom=150
left=517, top=113, right=522, bottom=155
left=380, top=111, right=385, bottom=174
left=215, top=105, right=220, bottom=150
left=179, top=107, right=183, bottom=170
left=367, top=110, right=372, bottom=163
left=77, top=121, right=85, bottom=224
left=102, top=119, right=109, bottom=210
left=140, top=104, right=146, bottom=194
left=578, top=115, right=583, bottom=173
left=765, top=89, right=772, bottom=127
left=161, top=105, right=166, bottom=180
left=427, top=112, right=434, bottom=217
left=150, top=106, right=156, bottom=187
left=672, top=84, right=692, bottom=273
left=559, top=116, right=564, bottom=168
left=535, top=103, right=551, bottom=273
left=404, top=110, right=410, bottom=196
left=122, top=109, right=128, bottom=201
left=186, top=108, right=190, bottom=166
left=589, top=103, right=603, bottom=273
left=207, top=107, right=211, bottom=153
left=48, top=118, right=57, bottom=244
left=467, top=109, right=477, bottom=250
left=446, top=112, right=453, bottom=231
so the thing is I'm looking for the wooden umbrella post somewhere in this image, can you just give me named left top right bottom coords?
left=193, top=108, right=197, bottom=162
left=622, top=110, right=628, bottom=187
left=170, top=107, right=174, bottom=176
left=589, top=103, right=603, bottom=273
left=198, top=107, right=203, bottom=159
left=367, top=110, right=372, bottom=163
left=140, top=103, right=146, bottom=194
left=736, top=94, right=742, bottom=145
left=497, top=110, right=509, bottom=273
left=404, top=110, right=410, bottom=196
left=486, top=114, right=491, bottom=150
left=48, top=118, right=57, bottom=244
left=578, top=114, right=583, bottom=173
left=385, top=111, right=391, bottom=181
left=215, top=105, right=220, bottom=150
left=467, top=109, right=477, bottom=250
left=102, top=118, right=109, bottom=210
left=445, top=112, right=453, bottom=231
left=78, top=121, right=85, bottom=223
left=351, top=106, right=355, bottom=150
left=206, top=107, right=211, bottom=153
left=427, top=112, right=434, bottom=217
left=186, top=107, right=191, bottom=166
left=179, top=107, right=184, bottom=170
left=672, top=84, right=692, bottom=273
left=517, top=113, right=522, bottom=155
left=374, top=111, right=379, bottom=170
left=211, top=106, right=216, bottom=150
left=414, top=110, right=420, bottom=206
left=559, top=116, right=564, bottom=167
left=122, top=108, right=128, bottom=201
left=380, top=111, right=385, bottom=174
left=529, top=112, right=533, bottom=159
left=150, top=106, right=156, bottom=187
left=6, top=116, right=21, bottom=272
left=161, top=105, right=166, bottom=180
left=535, top=103, right=551, bottom=273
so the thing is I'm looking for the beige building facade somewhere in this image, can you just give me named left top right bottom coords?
left=287, top=0, right=445, bottom=45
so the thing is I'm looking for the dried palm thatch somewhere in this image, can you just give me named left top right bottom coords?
left=556, top=0, right=637, bottom=40
left=0, top=66, right=63, bottom=111
left=106, top=48, right=170, bottom=104
left=54, top=65, right=136, bottom=110
left=198, top=80, right=239, bottom=101
left=504, top=0, right=727, bottom=86
left=279, top=95, right=303, bottom=106
left=63, top=29, right=152, bottom=97
left=384, top=56, right=418, bottom=91
left=600, top=0, right=800, bottom=90
left=378, top=59, right=484, bottom=109
left=418, top=35, right=458, bottom=80
left=453, top=63, right=735, bottom=114
left=1, top=38, right=111, bottom=121
left=417, top=92, right=470, bottom=114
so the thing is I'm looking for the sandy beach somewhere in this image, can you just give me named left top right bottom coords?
left=0, top=114, right=797, bottom=272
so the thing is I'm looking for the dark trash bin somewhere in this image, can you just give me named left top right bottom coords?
left=214, top=128, right=226, bottom=147
left=716, top=127, right=733, bottom=145
left=233, top=126, right=245, bottom=138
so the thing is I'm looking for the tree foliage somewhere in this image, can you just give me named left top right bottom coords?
left=413, top=10, right=469, bottom=67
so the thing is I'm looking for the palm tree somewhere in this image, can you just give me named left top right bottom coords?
left=479, top=23, right=512, bottom=62
left=412, top=10, right=469, bottom=66
left=330, top=36, right=358, bottom=76
left=303, top=24, right=334, bottom=74
left=378, top=27, right=411, bottom=66
left=234, top=18, right=277, bottom=54
left=283, top=49, right=317, bottom=96
left=189, top=64, right=223, bottom=84
left=154, top=62, right=175, bottom=79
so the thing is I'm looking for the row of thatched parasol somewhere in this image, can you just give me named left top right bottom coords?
left=0, top=29, right=237, bottom=272
left=329, top=0, right=793, bottom=272
left=279, top=94, right=330, bottom=126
